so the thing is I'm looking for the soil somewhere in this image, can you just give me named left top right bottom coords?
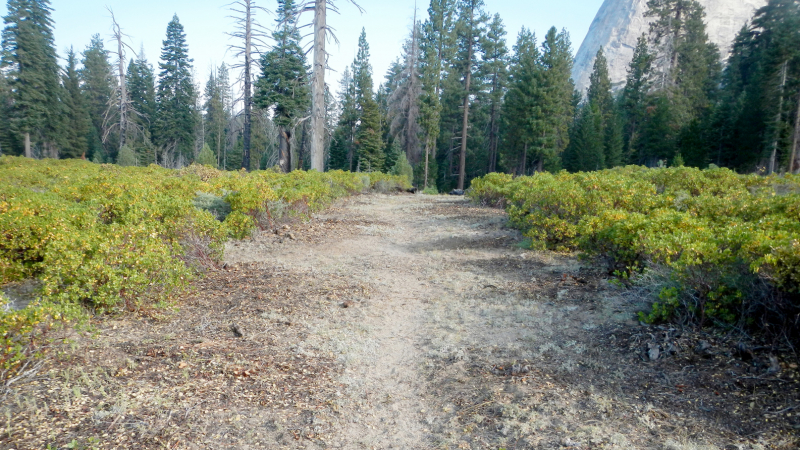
left=2, top=194, right=799, bottom=449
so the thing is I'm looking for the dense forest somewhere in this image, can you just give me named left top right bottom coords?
left=1, top=0, right=799, bottom=190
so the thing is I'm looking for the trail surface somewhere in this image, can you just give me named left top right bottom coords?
left=4, top=194, right=797, bottom=450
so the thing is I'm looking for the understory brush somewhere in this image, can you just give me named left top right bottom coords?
left=0, top=157, right=410, bottom=379
left=469, top=166, right=800, bottom=342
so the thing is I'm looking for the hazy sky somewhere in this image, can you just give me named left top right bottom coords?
left=2, top=0, right=604, bottom=97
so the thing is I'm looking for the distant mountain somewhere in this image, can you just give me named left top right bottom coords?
left=572, top=0, right=766, bottom=95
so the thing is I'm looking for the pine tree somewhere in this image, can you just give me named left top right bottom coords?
left=329, top=67, right=358, bottom=171
left=81, top=34, right=117, bottom=161
left=126, top=50, right=157, bottom=165
left=127, top=51, right=157, bottom=136
left=500, top=28, right=539, bottom=174
left=583, top=47, right=622, bottom=168
left=642, top=0, right=721, bottom=166
left=419, top=0, right=457, bottom=188
left=387, top=16, right=423, bottom=167
left=453, top=0, right=487, bottom=189
left=255, top=0, right=310, bottom=173
left=1, top=0, right=64, bottom=158
left=619, top=34, right=653, bottom=163
left=61, top=47, right=90, bottom=159
left=0, top=70, right=12, bottom=154
left=353, top=29, right=384, bottom=171
left=482, top=13, right=508, bottom=173
left=155, top=14, right=196, bottom=166
left=563, top=102, right=604, bottom=172
left=533, top=27, right=575, bottom=171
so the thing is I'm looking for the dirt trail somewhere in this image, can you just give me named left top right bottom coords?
left=4, top=194, right=798, bottom=449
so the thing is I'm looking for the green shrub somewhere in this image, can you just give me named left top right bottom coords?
left=0, top=156, right=410, bottom=379
left=196, top=144, right=217, bottom=167
left=116, top=145, right=138, bottom=167
left=468, top=166, right=800, bottom=327
left=390, top=153, right=414, bottom=187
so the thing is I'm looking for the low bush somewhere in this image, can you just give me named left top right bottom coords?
left=469, top=166, right=800, bottom=334
left=0, top=156, right=409, bottom=378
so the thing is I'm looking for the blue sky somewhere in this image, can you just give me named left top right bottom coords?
left=2, top=0, right=604, bottom=97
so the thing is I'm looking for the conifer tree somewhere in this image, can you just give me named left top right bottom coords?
left=353, top=29, right=384, bottom=171
left=387, top=16, right=423, bottom=167
left=454, top=0, right=487, bottom=189
left=204, top=67, right=228, bottom=170
left=126, top=50, right=158, bottom=165
left=419, top=0, right=457, bottom=188
left=533, top=27, right=575, bottom=171
left=329, top=67, right=358, bottom=171
left=482, top=13, right=508, bottom=173
left=81, top=34, right=117, bottom=161
left=155, top=14, right=196, bottom=166
left=501, top=28, right=538, bottom=174
left=127, top=51, right=157, bottom=137
left=563, top=102, right=604, bottom=171
left=1, top=0, right=64, bottom=157
left=255, top=0, right=310, bottom=173
left=61, top=47, right=90, bottom=159
left=619, top=35, right=653, bottom=163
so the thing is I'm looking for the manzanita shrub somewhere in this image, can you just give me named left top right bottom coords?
left=0, top=156, right=409, bottom=377
left=469, top=166, right=800, bottom=328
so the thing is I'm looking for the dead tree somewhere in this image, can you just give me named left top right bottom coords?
left=227, top=0, right=269, bottom=171
left=107, top=9, right=135, bottom=152
left=299, top=0, right=362, bottom=172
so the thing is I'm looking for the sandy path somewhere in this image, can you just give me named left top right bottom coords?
left=7, top=193, right=792, bottom=449
left=225, top=193, right=792, bottom=450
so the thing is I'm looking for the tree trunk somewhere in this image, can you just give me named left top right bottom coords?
left=279, top=127, right=291, bottom=172
left=310, top=0, right=326, bottom=172
left=423, top=141, right=430, bottom=189
left=458, top=31, right=473, bottom=190
left=769, top=60, right=788, bottom=175
left=242, top=2, right=252, bottom=171
left=521, top=142, right=527, bottom=176
left=24, top=132, right=31, bottom=158
left=113, top=16, right=128, bottom=151
left=790, top=91, right=800, bottom=174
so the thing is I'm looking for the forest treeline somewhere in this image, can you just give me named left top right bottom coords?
left=1, top=0, right=799, bottom=190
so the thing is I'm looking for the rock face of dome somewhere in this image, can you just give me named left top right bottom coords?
left=572, top=0, right=766, bottom=95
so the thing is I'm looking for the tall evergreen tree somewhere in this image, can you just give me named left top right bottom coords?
left=500, top=28, right=538, bottom=174
left=481, top=13, right=508, bottom=173
left=61, top=47, right=90, bottom=159
left=619, top=34, right=654, bottom=163
left=81, top=34, right=116, bottom=161
left=204, top=66, right=230, bottom=169
left=255, top=0, right=310, bottom=173
left=329, top=66, right=358, bottom=171
left=353, top=29, right=384, bottom=171
left=453, top=0, right=487, bottom=189
left=1, top=0, right=64, bottom=158
left=387, top=16, right=423, bottom=167
left=127, top=51, right=156, bottom=136
left=418, top=0, right=457, bottom=188
left=533, top=27, right=575, bottom=171
left=155, top=14, right=196, bottom=166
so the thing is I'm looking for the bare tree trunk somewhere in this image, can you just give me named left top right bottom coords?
left=242, top=2, right=253, bottom=171
left=458, top=37, right=473, bottom=190
left=790, top=91, right=800, bottom=174
left=279, top=127, right=291, bottom=172
left=521, top=143, right=527, bottom=176
left=24, top=133, right=31, bottom=158
left=423, top=141, right=430, bottom=189
left=769, top=60, right=788, bottom=175
left=310, top=0, right=326, bottom=172
left=111, top=12, right=128, bottom=152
